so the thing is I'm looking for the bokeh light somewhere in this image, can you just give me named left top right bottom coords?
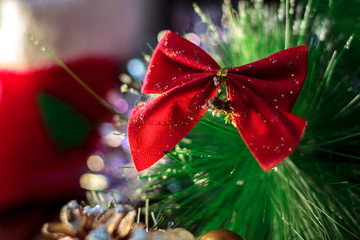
left=107, top=90, right=129, bottom=114
left=121, top=136, right=131, bottom=153
left=105, top=132, right=124, bottom=148
left=87, top=154, right=105, bottom=172
left=107, top=154, right=128, bottom=173
left=119, top=73, right=132, bottom=84
left=99, top=122, right=115, bottom=138
left=194, top=21, right=207, bottom=35
left=185, top=32, right=201, bottom=46
left=80, top=173, right=109, bottom=190
left=127, top=58, right=146, bottom=81
left=157, top=30, right=168, bottom=42
left=167, top=180, right=182, bottom=193
left=112, top=98, right=128, bottom=114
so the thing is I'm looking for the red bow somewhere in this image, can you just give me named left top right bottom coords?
left=128, top=31, right=307, bottom=171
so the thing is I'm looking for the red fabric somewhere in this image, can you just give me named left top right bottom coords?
left=129, top=31, right=307, bottom=171
left=0, top=58, right=117, bottom=209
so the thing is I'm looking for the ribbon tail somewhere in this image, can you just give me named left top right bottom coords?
left=128, top=76, right=217, bottom=171
left=228, top=81, right=307, bottom=170
left=233, top=108, right=306, bottom=170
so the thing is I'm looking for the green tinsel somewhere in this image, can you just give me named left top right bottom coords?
left=138, top=0, right=360, bottom=239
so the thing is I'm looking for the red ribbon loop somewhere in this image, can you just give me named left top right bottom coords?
left=129, top=30, right=308, bottom=172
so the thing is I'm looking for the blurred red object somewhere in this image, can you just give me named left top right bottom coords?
left=0, top=58, right=117, bottom=209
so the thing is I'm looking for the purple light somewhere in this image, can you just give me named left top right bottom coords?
left=106, top=90, right=129, bottom=114
left=194, top=21, right=207, bottom=35
left=186, top=33, right=201, bottom=46
left=99, top=122, right=115, bottom=137
left=121, top=137, right=130, bottom=151
left=109, top=156, right=127, bottom=169
left=113, top=98, right=128, bottom=114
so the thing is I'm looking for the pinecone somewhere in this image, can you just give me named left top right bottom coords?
left=42, top=200, right=146, bottom=240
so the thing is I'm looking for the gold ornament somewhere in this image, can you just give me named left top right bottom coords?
left=198, top=229, right=243, bottom=240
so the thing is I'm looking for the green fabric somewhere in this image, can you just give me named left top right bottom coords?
left=38, top=92, right=94, bottom=152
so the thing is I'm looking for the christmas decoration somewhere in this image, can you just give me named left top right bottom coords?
left=131, top=0, right=360, bottom=239
left=129, top=30, right=308, bottom=171
left=42, top=200, right=145, bottom=240
left=42, top=198, right=196, bottom=240
left=8, top=0, right=357, bottom=239
left=198, top=229, right=243, bottom=240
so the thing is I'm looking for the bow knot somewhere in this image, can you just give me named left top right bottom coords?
left=129, top=31, right=308, bottom=172
left=216, top=67, right=229, bottom=87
